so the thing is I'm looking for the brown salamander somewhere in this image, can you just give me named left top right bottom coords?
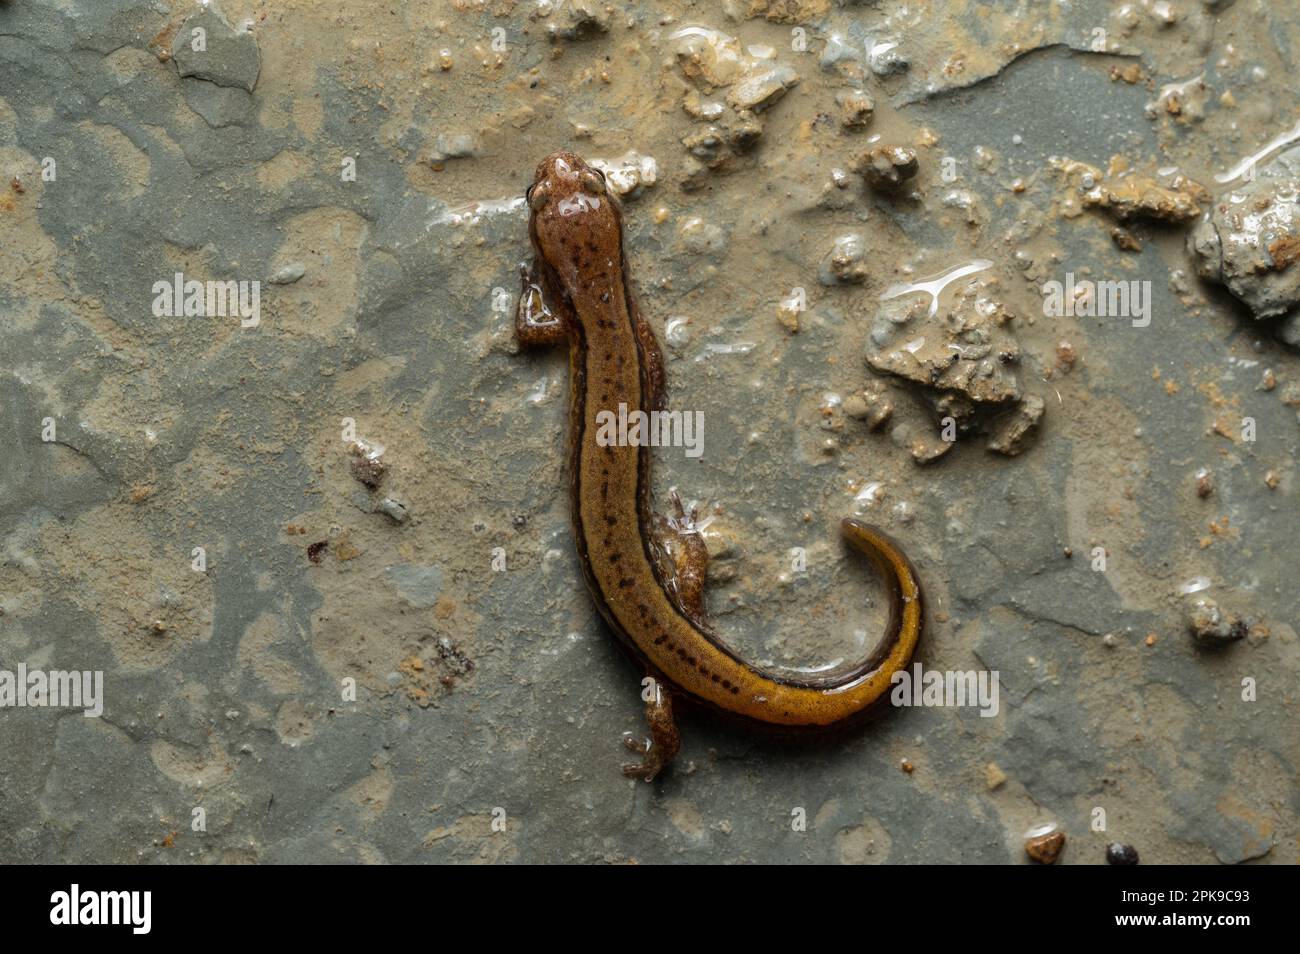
left=517, top=151, right=924, bottom=780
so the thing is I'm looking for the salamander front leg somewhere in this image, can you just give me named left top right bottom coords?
left=621, top=677, right=681, bottom=782
left=515, top=259, right=570, bottom=348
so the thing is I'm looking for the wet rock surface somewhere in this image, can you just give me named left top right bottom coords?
left=0, top=0, right=1296, bottom=866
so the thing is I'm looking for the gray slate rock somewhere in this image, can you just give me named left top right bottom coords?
left=171, top=3, right=261, bottom=93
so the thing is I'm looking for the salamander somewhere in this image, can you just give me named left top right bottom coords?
left=517, top=151, right=924, bottom=780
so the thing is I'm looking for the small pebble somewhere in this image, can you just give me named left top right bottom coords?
left=378, top=497, right=409, bottom=523
left=776, top=298, right=801, bottom=333
left=835, top=88, right=874, bottom=129
left=818, top=233, right=869, bottom=285
left=428, top=132, right=480, bottom=163
left=1110, top=226, right=1142, bottom=252
left=843, top=383, right=893, bottom=430
left=1025, top=829, right=1066, bottom=864
left=351, top=456, right=386, bottom=489
left=1106, top=842, right=1140, bottom=865
left=589, top=151, right=658, bottom=197
left=865, top=38, right=908, bottom=77
left=1194, top=467, right=1213, bottom=498
left=269, top=262, right=306, bottom=285
left=348, top=442, right=388, bottom=489
left=727, top=64, right=799, bottom=112
left=1055, top=340, right=1077, bottom=373
left=1186, top=597, right=1248, bottom=646
left=855, top=144, right=919, bottom=192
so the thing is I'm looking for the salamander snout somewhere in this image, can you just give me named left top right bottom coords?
left=528, top=151, right=607, bottom=212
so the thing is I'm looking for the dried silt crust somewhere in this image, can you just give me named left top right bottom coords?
left=865, top=276, right=1042, bottom=460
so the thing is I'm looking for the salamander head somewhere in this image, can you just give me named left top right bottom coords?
left=526, top=151, right=622, bottom=274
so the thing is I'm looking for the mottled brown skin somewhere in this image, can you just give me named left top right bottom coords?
left=517, top=151, right=924, bottom=780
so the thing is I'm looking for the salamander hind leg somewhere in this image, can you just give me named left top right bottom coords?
left=651, top=489, right=711, bottom=620
left=621, top=677, right=681, bottom=782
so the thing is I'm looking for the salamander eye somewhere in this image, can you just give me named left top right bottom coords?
left=528, top=181, right=550, bottom=211
left=580, top=168, right=606, bottom=195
